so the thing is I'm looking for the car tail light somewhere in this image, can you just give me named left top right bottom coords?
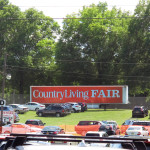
left=109, top=126, right=113, bottom=131
left=51, top=141, right=55, bottom=143
left=40, top=106, right=44, bottom=107
left=53, top=131, right=57, bottom=134
left=75, top=106, right=79, bottom=107
left=125, top=132, right=128, bottom=135
left=64, top=141, right=67, bottom=143
left=137, top=132, right=141, bottom=135
left=62, top=109, right=65, bottom=112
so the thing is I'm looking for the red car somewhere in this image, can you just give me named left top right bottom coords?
left=2, top=123, right=42, bottom=134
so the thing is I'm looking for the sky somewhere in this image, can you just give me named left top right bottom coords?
left=9, top=0, right=140, bottom=25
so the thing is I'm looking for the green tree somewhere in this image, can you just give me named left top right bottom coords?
left=121, top=0, right=150, bottom=96
left=0, top=0, right=59, bottom=98
left=55, top=2, right=130, bottom=85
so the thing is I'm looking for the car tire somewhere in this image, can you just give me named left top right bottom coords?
left=35, top=108, right=39, bottom=111
left=56, top=113, right=61, bottom=117
left=38, top=112, right=43, bottom=117
left=16, top=110, right=20, bottom=114
left=73, top=109, right=76, bottom=113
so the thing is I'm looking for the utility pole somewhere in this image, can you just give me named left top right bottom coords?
left=0, top=53, right=7, bottom=127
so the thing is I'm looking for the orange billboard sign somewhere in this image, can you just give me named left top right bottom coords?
left=30, top=86, right=128, bottom=104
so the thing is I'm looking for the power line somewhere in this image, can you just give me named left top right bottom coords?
left=5, top=64, right=150, bottom=79
left=9, top=4, right=145, bottom=8
left=0, top=16, right=149, bottom=20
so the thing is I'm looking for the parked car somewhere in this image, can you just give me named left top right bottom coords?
left=132, top=106, right=148, bottom=118
left=125, top=126, right=149, bottom=136
left=102, top=120, right=118, bottom=126
left=36, top=104, right=71, bottom=117
left=65, top=102, right=81, bottom=113
left=2, top=123, right=41, bottom=134
left=132, top=121, right=150, bottom=126
left=23, top=102, right=45, bottom=111
left=122, top=119, right=135, bottom=125
left=41, top=126, right=65, bottom=135
left=62, top=103, right=73, bottom=113
left=25, top=119, right=46, bottom=126
left=86, top=131, right=108, bottom=137
left=78, top=102, right=87, bottom=112
left=9, top=104, right=29, bottom=114
left=85, top=131, right=108, bottom=145
left=75, top=121, right=105, bottom=136
left=99, top=124, right=120, bottom=136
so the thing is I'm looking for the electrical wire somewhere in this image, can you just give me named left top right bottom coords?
left=0, top=16, right=149, bottom=20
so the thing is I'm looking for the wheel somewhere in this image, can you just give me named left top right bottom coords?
left=38, top=112, right=43, bottom=117
left=16, top=110, right=20, bottom=114
left=72, top=109, right=76, bottom=113
left=35, top=108, right=39, bottom=111
left=56, top=113, right=61, bottom=117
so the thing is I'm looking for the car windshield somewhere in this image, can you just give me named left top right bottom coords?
left=128, top=127, right=141, bottom=130
left=26, top=121, right=39, bottom=125
left=42, top=126, right=60, bottom=131
left=0, top=106, right=13, bottom=111
left=133, top=108, right=141, bottom=111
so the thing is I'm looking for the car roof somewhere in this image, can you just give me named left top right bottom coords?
left=26, top=119, right=42, bottom=121
left=86, top=131, right=106, bottom=134
left=127, top=126, right=143, bottom=129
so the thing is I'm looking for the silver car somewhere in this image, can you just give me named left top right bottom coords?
left=9, top=104, right=29, bottom=114
left=23, top=102, right=45, bottom=111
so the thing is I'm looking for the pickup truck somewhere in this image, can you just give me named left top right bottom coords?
left=75, top=121, right=104, bottom=136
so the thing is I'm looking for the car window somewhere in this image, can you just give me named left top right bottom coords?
left=86, top=133, right=99, bottom=136
left=31, top=103, right=36, bottom=105
left=133, top=108, right=141, bottom=111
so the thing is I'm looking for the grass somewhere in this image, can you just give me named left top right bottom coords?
left=18, top=109, right=150, bottom=126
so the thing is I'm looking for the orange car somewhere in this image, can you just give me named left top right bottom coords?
left=2, top=123, right=42, bottom=134
left=75, top=121, right=104, bottom=136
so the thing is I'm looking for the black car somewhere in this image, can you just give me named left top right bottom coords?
left=132, top=106, right=148, bottom=118
left=78, top=102, right=87, bottom=112
left=25, top=119, right=46, bottom=126
left=36, top=104, right=71, bottom=117
left=41, top=126, right=65, bottom=135
left=99, top=124, right=120, bottom=136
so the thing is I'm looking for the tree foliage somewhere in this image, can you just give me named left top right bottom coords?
left=0, top=0, right=150, bottom=98
left=55, top=2, right=130, bottom=86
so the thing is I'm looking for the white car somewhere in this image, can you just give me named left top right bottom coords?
left=9, top=104, right=29, bottom=114
left=66, top=102, right=81, bottom=113
left=85, top=131, right=108, bottom=137
left=23, top=102, right=45, bottom=111
left=103, top=120, right=118, bottom=126
left=125, top=126, right=149, bottom=136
